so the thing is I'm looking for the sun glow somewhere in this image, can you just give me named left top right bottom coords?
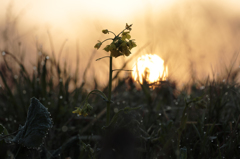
left=132, top=54, right=168, bottom=87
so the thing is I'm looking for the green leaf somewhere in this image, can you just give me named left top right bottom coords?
left=0, top=124, right=9, bottom=136
left=121, top=31, right=131, bottom=40
left=109, top=43, right=116, bottom=51
left=12, top=97, right=53, bottom=149
left=0, top=124, right=11, bottom=143
left=111, top=50, right=122, bottom=58
left=128, top=40, right=137, bottom=49
left=103, top=45, right=110, bottom=52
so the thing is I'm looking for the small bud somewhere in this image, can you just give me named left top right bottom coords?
left=125, top=23, right=132, bottom=31
left=102, top=29, right=109, bottom=34
left=94, top=41, right=102, bottom=49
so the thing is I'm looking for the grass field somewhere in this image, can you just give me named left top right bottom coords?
left=1, top=4, right=240, bottom=158
left=1, top=38, right=240, bottom=159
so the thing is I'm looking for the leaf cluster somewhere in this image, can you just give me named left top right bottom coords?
left=94, top=23, right=137, bottom=58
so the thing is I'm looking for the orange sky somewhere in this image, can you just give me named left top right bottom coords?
left=1, top=0, right=240, bottom=88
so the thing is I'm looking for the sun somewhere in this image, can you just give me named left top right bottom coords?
left=132, top=54, right=168, bottom=88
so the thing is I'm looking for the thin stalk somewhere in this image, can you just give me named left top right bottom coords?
left=101, top=38, right=114, bottom=43
left=96, top=56, right=110, bottom=61
left=107, top=56, right=113, bottom=125
left=108, top=31, right=116, bottom=37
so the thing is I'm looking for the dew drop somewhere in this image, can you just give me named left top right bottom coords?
left=166, top=106, right=171, bottom=110
left=114, top=108, right=119, bottom=113
left=200, top=86, right=205, bottom=90
left=62, top=126, right=68, bottom=132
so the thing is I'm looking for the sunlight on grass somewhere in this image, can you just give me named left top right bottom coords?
left=132, top=54, right=168, bottom=88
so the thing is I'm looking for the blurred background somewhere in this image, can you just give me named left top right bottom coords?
left=2, top=1, right=240, bottom=158
left=1, top=0, right=240, bottom=89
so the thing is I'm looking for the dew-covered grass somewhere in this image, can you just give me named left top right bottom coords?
left=1, top=7, right=240, bottom=159
left=1, top=45, right=240, bottom=159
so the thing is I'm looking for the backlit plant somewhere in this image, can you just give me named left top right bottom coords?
left=72, top=23, right=137, bottom=125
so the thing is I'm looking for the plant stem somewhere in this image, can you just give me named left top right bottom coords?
left=101, top=38, right=114, bottom=43
left=107, top=56, right=113, bottom=125
left=108, top=31, right=116, bottom=37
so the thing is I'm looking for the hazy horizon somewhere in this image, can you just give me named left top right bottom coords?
left=1, top=0, right=240, bottom=89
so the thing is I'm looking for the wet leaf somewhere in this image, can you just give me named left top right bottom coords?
left=0, top=124, right=9, bottom=136
left=12, top=97, right=53, bottom=148
left=0, top=124, right=12, bottom=143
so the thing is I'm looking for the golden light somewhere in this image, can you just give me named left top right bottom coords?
left=132, top=54, right=168, bottom=87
